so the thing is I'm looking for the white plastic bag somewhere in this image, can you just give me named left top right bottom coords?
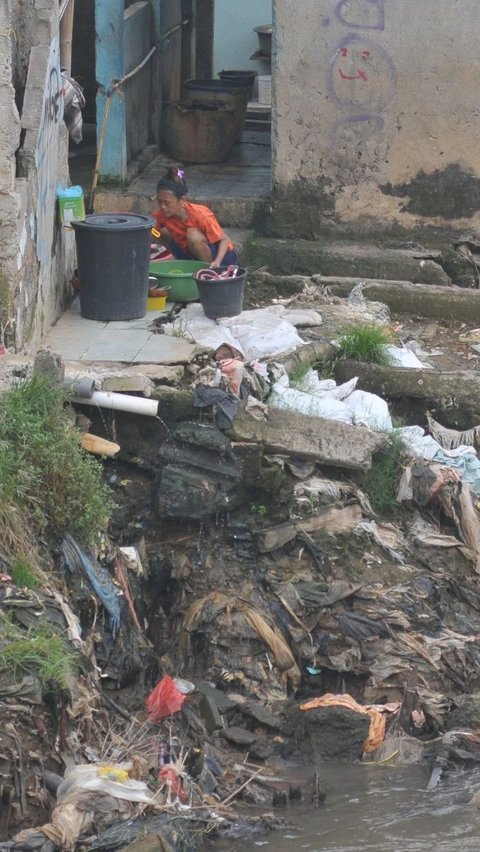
left=56, top=764, right=154, bottom=804
left=344, top=390, right=393, bottom=432
left=383, top=345, right=430, bottom=369
left=269, top=382, right=354, bottom=423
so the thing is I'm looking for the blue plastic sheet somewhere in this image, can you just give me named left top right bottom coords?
left=61, top=534, right=121, bottom=635
left=434, top=450, right=480, bottom=497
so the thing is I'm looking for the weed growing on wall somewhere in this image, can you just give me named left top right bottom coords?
left=0, top=374, right=112, bottom=550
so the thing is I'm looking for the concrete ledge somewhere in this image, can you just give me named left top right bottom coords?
left=315, top=277, right=480, bottom=323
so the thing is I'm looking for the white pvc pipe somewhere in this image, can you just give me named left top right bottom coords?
left=72, top=390, right=159, bottom=417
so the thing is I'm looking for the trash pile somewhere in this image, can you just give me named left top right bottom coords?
left=0, top=544, right=289, bottom=850
left=5, top=277, right=480, bottom=848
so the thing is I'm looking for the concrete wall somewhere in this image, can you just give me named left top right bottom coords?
left=213, top=0, right=271, bottom=84
left=124, top=1, right=153, bottom=161
left=0, top=0, right=74, bottom=351
left=271, top=0, right=480, bottom=238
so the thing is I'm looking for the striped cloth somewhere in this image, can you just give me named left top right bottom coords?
left=61, top=69, right=85, bottom=143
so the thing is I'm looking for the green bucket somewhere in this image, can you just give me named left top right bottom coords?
left=149, top=260, right=208, bottom=302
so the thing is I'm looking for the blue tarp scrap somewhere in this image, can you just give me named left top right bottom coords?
left=61, top=533, right=121, bottom=635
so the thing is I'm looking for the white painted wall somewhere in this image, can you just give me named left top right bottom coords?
left=213, top=0, right=271, bottom=88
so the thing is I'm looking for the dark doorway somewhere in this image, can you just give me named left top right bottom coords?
left=69, top=0, right=97, bottom=194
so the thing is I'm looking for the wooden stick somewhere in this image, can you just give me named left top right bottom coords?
left=221, top=768, right=263, bottom=806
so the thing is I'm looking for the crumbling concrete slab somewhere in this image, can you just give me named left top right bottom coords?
left=243, top=237, right=451, bottom=286
left=315, top=277, right=480, bottom=324
left=65, top=361, right=184, bottom=390
left=229, top=406, right=386, bottom=469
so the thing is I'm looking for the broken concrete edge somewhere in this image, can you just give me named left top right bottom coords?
left=0, top=354, right=188, bottom=394
left=229, top=404, right=387, bottom=470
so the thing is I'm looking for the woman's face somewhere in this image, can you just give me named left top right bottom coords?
left=156, top=189, right=184, bottom=217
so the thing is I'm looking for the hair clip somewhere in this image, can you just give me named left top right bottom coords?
left=177, top=169, right=185, bottom=180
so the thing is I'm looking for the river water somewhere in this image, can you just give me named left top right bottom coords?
left=203, top=764, right=480, bottom=851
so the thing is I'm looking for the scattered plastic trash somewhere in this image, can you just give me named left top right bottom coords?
left=382, top=344, right=431, bottom=369
left=118, top=546, right=145, bottom=577
left=399, top=459, right=480, bottom=570
left=269, top=370, right=393, bottom=432
left=146, top=675, right=190, bottom=722
left=173, top=678, right=195, bottom=695
left=56, top=763, right=154, bottom=803
left=61, top=534, right=121, bottom=634
left=427, top=411, right=480, bottom=451
left=354, top=519, right=406, bottom=563
left=192, top=385, right=239, bottom=429
left=158, top=765, right=189, bottom=804
left=163, top=303, right=308, bottom=362
left=399, top=425, right=480, bottom=495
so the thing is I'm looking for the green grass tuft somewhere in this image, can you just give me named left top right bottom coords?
left=0, top=619, right=78, bottom=693
left=9, top=558, right=40, bottom=590
left=289, top=361, right=321, bottom=391
left=336, top=323, right=392, bottom=364
left=364, top=430, right=405, bottom=514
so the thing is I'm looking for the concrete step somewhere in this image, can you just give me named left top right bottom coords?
left=242, top=237, right=451, bottom=286
left=94, top=189, right=265, bottom=229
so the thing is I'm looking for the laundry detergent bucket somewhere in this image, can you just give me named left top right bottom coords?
left=72, top=213, right=154, bottom=321
left=57, top=185, right=85, bottom=224
left=195, top=267, right=247, bottom=319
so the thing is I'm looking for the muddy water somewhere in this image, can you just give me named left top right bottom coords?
left=203, top=765, right=480, bottom=851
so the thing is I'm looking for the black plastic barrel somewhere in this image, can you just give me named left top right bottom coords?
left=195, top=268, right=247, bottom=319
left=72, top=213, right=154, bottom=321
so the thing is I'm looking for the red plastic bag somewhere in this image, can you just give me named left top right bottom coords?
left=158, top=765, right=188, bottom=803
left=146, top=675, right=187, bottom=722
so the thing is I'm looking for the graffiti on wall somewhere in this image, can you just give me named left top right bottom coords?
left=35, top=37, right=63, bottom=264
left=325, top=0, right=396, bottom=144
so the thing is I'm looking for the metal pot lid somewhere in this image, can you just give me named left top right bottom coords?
left=73, top=213, right=155, bottom=231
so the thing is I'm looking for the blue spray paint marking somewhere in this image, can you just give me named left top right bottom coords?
left=327, top=0, right=397, bottom=148
left=335, top=0, right=385, bottom=31
left=332, top=112, right=385, bottom=144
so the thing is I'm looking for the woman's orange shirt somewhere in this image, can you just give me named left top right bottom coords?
left=152, top=201, right=233, bottom=251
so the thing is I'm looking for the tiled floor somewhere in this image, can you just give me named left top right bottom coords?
left=128, top=131, right=271, bottom=200
left=41, top=223, right=251, bottom=363
left=42, top=298, right=199, bottom=364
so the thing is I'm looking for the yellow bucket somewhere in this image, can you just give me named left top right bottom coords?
left=147, top=294, right=167, bottom=310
